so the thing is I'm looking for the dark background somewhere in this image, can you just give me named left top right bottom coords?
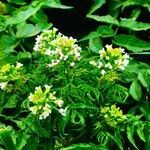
left=44, top=0, right=150, bottom=42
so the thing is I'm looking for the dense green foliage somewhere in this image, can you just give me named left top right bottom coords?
left=0, top=0, right=150, bottom=150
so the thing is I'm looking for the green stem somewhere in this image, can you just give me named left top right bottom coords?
left=145, top=89, right=150, bottom=150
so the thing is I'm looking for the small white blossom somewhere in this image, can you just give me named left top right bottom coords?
left=119, top=65, right=125, bottom=70
left=98, top=62, right=103, bottom=68
left=39, top=110, right=51, bottom=120
left=70, top=62, right=75, bottom=66
left=64, top=55, right=68, bottom=60
left=29, top=106, right=38, bottom=115
left=122, top=59, right=129, bottom=66
left=0, top=82, right=7, bottom=90
left=89, top=61, right=97, bottom=66
left=28, top=93, right=33, bottom=102
left=105, top=44, right=112, bottom=49
left=120, top=48, right=125, bottom=53
left=105, top=56, right=110, bottom=60
left=105, top=63, right=113, bottom=69
left=59, top=107, right=67, bottom=116
left=33, top=28, right=82, bottom=68
left=16, top=62, right=23, bottom=69
left=124, top=53, right=129, bottom=59
left=55, top=99, right=64, bottom=107
left=44, top=84, right=52, bottom=92
left=101, top=70, right=106, bottom=75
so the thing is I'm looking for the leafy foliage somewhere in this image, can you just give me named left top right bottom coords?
left=0, top=0, right=150, bottom=150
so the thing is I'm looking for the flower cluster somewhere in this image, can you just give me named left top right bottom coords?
left=33, top=28, right=82, bottom=67
left=28, top=85, right=67, bottom=119
left=100, top=105, right=126, bottom=128
left=0, top=63, right=23, bottom=90
left=89, top=45, right=129, bottom=75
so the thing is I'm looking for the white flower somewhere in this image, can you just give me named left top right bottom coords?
left=39, top=111, right=50, bottom=120
left=44, top=84, right=51, bottom=92
left=98, top=62, right=103, bottom=68
left=64, top=55, right=68, bottom=60
left=35, top=86, right=42, bottom=91
left=122, top=59, right=129, bottom=66
left=0, top=82, right=7, bottom=90
left=105, top=44, right=112, bottom=49
left=49, top=93, right=56, bottom=100
left=39, top=104, right=52, bottom=119
left=55, top=48, right=62, bottom=54
left=120, top=48, right=125, bottom=53
left=29, top=106, right=38, bottom=115
left=105, top=63, right=113, bottom=69
left=28, top=93, right=33, bottom=101
left=101, top=70, right=106, bottom=75
left=124, top=53, right=129, bottom=59
left=49, top=59, right=60, bottom=67
left=43, top=103, right=51, bottom=111
left=99, top=49, right=106, bottom=57
left=70, top=62, right=75, bottom=66
left=16, top=62, right=23, bottom=69
left=89, top=61, right=97, bottom=66
left=55, top=99, right=64, bottom=107
left=74, top=51, right=81, bottom=58
left=115, top=59, right=122, bottom=65
left=119, top=65, right=125, bottom=70
left=105, top=56, right=110, bottom=60
left=53, top=27, right=58, bottom=32
left=59, top=107, right=67, bottom=116
left=33, top=43, right=39, bottom=51
left=36, top=35, right=42, bottom=42
left=45, top=49, right=52, bottom=56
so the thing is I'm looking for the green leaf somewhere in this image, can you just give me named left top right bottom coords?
left=6, top=2, right=42, bottom=25
left=139, top=103, right=150, bottom=120
left=87, top=0, right=106, bottom=15
left=43, top=0, right=73, bottom=9
left=7, top=0, right=26, bottom=5
left=138, top=71, right=150, bottom=89
left=15, top=132, right=30, bottom=150
left=114, top=131, right=123, bottom=150
left=71, top=103, right=95, bottom=110
left=107, top=84, right=129, bottom=103
left=113, top=34, right=150, bottom=52
left=0, top=128, right=15, bottom=150
left=17, top=52, right=32, bottom=61
left=79, top=26, right=115, bottom=41
left=4, top=95, right=18, bottom=108
left=129, top=80, right=142, bottom=101
left=60, top=143, right=107, bottom=150
left=31, top=10, right=48, bottom=24
left=125, top=60, right=150, bottom=74
left=87, top=15, right=119, bottom=25
left=58, top=110, right=70, bottom=137
left=120, top=18, right=150, bottom=31
left=137, top=125, right=145, bottom=142
left=0, top=36, right=19, bottom=57
left=25, top=136, right=38, bottom=150
left=89, top=37, right=103, bottom=53
left=79, top=32, right=100, bottom=41
left=16, top=22, right=52, bottom=38
left=123, top=0, right=150, bottom=11
left=0, top=16, right=6, bottom=32
left=127, top=126, right=139, bottom=150
left=97, top=25, right=115, bottom=37
left=113, top=0, right=150, bottom=11
left=71, top=111, right=85, bottom=125
left=18, top=114, right=50, bottom=137
left=130, top=8, right=141, bottom=20
left=0, top=55, right=16, bottom=67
